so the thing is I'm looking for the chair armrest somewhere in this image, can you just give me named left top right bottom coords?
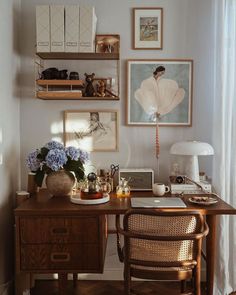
left=203, top=220, right=209, bottom=237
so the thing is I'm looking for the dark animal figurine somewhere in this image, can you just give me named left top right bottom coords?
left=84, top=73, right=96, bottom=97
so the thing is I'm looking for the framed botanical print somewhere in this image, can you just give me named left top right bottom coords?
left=127, top=59, right=193, bottom=126
left=64, top=110, right=119, bottom=152
left=133, top=7, right=163, bottom=50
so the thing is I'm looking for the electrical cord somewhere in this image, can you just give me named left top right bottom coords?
left=185, top=176, right=208, bottom=193
left=185, top=176, right=221, bottom=198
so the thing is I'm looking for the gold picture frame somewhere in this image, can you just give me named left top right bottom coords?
left=64, top=110, right=119, bottom=152
left=133, top=7, right=163, bottom=50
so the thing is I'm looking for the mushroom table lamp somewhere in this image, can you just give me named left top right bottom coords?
left=170, top=141, right=214, bottom=182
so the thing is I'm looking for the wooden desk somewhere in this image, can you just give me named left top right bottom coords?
left=15, top=189, right=236, bottom=295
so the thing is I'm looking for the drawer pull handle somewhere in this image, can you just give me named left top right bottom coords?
left=51, top=227, right=69, bottom=235
left=50, top=252, right=70, bottom=262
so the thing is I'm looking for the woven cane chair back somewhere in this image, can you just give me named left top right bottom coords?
left=124, top=211, right=203, bottom=265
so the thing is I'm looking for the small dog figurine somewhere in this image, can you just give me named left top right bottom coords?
left=84, top=73, right=96, bottom=97
left=97, top=80, right=106, bottom=97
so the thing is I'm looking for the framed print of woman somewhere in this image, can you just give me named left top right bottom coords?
left=127, top=60, right=193, bottom=126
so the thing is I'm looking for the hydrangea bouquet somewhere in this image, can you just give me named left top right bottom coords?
left=26, top=140, right=89, bottom=187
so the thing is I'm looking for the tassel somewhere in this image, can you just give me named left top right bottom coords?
left=155, top=113, right=160, bottom=176
left=156, top=113, right=160, bottom=159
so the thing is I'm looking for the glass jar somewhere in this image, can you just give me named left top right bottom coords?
left=116, top=178, right=130, bottom=197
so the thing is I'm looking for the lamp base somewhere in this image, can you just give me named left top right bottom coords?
left=185, top=155, right=200, bottom=182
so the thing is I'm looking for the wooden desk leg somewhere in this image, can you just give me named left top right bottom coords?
left=206, top=215, right=217, bottom=295
left=73, top=273, right=77, bottom=288
left=58, top=273, right=68, bottom=295
left=15, top=273, right=31, bottom=295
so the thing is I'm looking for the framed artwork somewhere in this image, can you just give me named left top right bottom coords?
left=127, top=59, right=193, bottom=126
left=133, top=7, right=163, bottom=50
left=64, top=110, right=119, bottom=152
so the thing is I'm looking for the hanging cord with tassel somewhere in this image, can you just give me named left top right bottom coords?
left=155, top=112, right=161, bottom=175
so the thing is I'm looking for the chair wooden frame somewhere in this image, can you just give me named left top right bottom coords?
left=116, top=210, right=209, bottom=295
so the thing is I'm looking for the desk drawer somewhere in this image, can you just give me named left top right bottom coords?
left=21, top=244, right=100, bottom=271
left=20, top=217, right=99, bottom=244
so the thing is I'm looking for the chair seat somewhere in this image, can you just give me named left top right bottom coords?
left=131, top=265, right=194, bottom=271
left=130, top=264, right=193, bottom=281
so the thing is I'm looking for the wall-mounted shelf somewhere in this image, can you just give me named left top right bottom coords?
left=36, top=79, right=84, bottom=86
left=36, top=52, right=119, bottom=60
left=37, top=92, right=119, bottom=100
left=35, top=35, right=120, bottom=101
left=35, top=79, right=119, bottom=100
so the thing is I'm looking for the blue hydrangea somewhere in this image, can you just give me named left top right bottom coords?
left=79, top=149, right=89, bottom=163
left=44, top=140, right=64, bottom=150
left=45, top=149, right=68, bottom=171
left=65, top=146, right=80, bottom=161
left=26, top=150, right=41, bottom=171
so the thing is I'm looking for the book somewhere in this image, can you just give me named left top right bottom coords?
left=170, top=181, right=212, bottom=194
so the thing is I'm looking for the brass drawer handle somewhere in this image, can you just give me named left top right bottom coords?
left=50, top=252, right=70, bottom=262
left=51, top=227, right=69, bottom=235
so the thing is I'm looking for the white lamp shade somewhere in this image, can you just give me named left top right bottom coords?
left=170, top=141, right=214, bottom=156
left=170, top=141, right=214, bottom=182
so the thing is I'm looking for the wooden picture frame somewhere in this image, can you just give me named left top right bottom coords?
left=126, top=59, right=193, bottom=126
left=64, top=110, right=119, bottom=152
left=133, top=7, right=163, bottom=50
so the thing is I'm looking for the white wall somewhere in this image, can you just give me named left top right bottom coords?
left=0, top=0, right=21, bottom=293
left=20, top=0, right=214, bottom=188
left=19, top=0, right=214, bottom=279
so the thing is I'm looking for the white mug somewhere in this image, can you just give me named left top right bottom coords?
left=152, top=183, right=170, bottom=196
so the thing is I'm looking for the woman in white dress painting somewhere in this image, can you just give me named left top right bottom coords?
left=134, top=66, right=185, bottom=120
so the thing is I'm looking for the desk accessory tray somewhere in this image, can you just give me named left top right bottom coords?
left=70, top=193, right=110, bottom=205
left=188, top=196, right=218, bottom=205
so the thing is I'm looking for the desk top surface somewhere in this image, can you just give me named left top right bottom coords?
left=14, top=189, right=236, bottom=216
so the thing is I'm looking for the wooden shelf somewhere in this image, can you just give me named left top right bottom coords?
left=36, top=91, right=119, bottom=100
left=36, top=79, right=84, bottom=87
left=36, top=52, right=119, bottom=60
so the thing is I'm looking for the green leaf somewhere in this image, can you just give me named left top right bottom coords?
left=74, top=169, right=85, bottom=181
left=64, top=159, right=85, bottom=181
left=38, top=147, right=49, bottom=160
left=35, top=170, right=45, bottom=187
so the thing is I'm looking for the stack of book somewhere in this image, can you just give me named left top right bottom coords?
left=170, top=180, right=212, bottom=194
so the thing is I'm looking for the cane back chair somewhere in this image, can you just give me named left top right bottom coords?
left=116, top=210, right=208, bottom=295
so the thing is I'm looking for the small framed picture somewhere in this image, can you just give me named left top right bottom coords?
left=127, top=59, right=193, bottom=126
left=64, top=110, right=119, bottom=152
left=133, top=7, right=163, bottom=50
